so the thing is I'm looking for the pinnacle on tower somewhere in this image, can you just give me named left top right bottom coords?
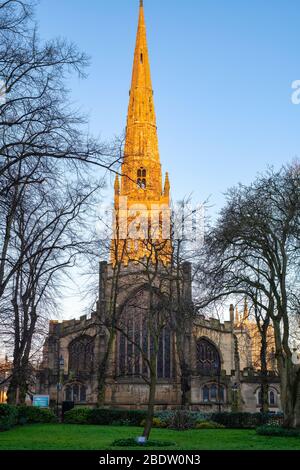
left=164, top=172, right=170, bottom=197
left=229, top=304, right=234, bottom=323
left=235, top=306, right=240, bottom=325
left=243, top=298, right=249, bottom=321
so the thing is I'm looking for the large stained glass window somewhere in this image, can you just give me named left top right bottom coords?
left=68, top=335, right=94, bottom=375
left=117, top=289, right=172, bottom=379
left=196, top=338, right=220, bottom=375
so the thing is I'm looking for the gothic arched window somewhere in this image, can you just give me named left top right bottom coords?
left=65, top=383, right=87, bottom=403
left=196, top=338, right=220, bottom=375
left=210, top=384, right=217, bottom=400
left=258, top=390, right=262, bottom=405
left=68, top=335, right=94, bottom=375
left=201, top=383, right=225, bottom=403
left=118, top=289, right=173, bottom=379
left=203, top=385, right=209, bottom=401
left=256, top=388, right=278, bottom=406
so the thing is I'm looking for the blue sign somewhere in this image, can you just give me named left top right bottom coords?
left=33, top=395, right=49, bottom=408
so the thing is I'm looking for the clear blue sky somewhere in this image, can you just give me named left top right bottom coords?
left=36, top=0, right=300, bottom=209
left=34, top=0, right=300, bottom=319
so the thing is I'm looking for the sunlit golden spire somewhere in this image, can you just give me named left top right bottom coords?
left=111, top=2, right=171, bottom=266
left=121, top=0, right=162, bottom=199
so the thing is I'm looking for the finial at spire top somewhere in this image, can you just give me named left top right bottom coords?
left=140, top=0, right=143, bottom=7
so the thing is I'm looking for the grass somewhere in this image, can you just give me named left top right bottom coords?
left=0, top=424, right=300, bottom=450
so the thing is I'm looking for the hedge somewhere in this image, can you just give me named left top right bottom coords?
left=64, top=409, right=285, bottom=429
left=64, top=408, right=147, bottom=426
left=210, top=412, right=283, bottom=429
left=64, top=409, right=230, bottom=430
left=89, top=408, right=147, bottom=426
left=64, top=407, right=92, bottom=424
left=0, top=404, right=57, bottom=431
left=0, top=404, right=18, bottom=431
left=256, top=425, right=300, bottom=437
left=17, top=405, right=57, bottom=424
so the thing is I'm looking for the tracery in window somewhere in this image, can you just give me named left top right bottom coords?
left=118, top=290, right=172, bottom=379
left=68, top=335, right=94, bottom=375
left=202, top=383, right=225, bottom=403
left=196, top=338, right=220, bottom=375
left=64, top=383, right=87, bottom=403
left=257, top=388, right=278, bottom=406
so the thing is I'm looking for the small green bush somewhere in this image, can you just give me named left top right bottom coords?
left=0, top=404, right=18, bottom=431
left=17, top=405, right=57, bottom=424
left=256, top=425, right=300, bottom=437
left=195, top=421, right=225, bottom=429
left=89, top=408, right=147, bottom=426
left=64, top=407, right=92, bottom=424
left=155, top=410, right=210, bottom=425
left=166, top=410, right=197, bottom=430
left=111, top=438, right=175, bottom=447
left=140, top=417, right=167, bottom=428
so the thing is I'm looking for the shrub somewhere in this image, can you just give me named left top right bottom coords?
left=17, top=405, right=57, bottom=424
left=89, top=408, right=147, bottom=426
left=195, top=421, right=225, bottom=429
left=140, top=417, right=167, bottom=428
left=155, top=410, right=210, bottom=426
left=111, top=438, right=175, bottom=447
left=267, top=413, right=284, bottom=426
left=210, top=412, right=282, bottom=429
left=166, top=410, right=197, bottom=430
left=64, top=407, right=92, bottom=424
left=256, top=425, right=300, bottom=437
left=64, top=407, right=147, bottom=426
left=0, top=404, right=18, bottom=431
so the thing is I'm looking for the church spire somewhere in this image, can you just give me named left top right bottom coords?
left=121, top=0, right=162, bottom=199
left=111, top=2, right=171, bottom=266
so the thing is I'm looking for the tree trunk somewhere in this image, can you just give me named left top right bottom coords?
left=97, top=330, right=115, bottom=406
left=176, top=340, right=190, bottom=407
left=294, top=368, right=300, bottom=427
left=278, top=355, right=298, bottom=427
left=260, top=330, right=269, bottom=414
left=273, top=317, right=300, bottom=428
left=142, top=366, right=157, bottom=440
left=6, top=376, right=18, bottom=404
left=7, top=358, right=22, bottom=405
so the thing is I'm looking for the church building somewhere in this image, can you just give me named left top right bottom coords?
left=38, top=1, right=281, bottom=413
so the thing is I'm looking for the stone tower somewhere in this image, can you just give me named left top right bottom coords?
left=111, top=1, right=171, bottom=265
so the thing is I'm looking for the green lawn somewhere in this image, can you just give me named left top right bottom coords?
left=0, top=424, right=300, bottom=450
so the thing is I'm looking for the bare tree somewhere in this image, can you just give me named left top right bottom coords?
left=0, top=0, right=120, bottom=191
left=0, top=168, right=103, bottom=403
left=0, top=0, right=123, bottom=395
left=197, top=163, right=300, bottom=427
